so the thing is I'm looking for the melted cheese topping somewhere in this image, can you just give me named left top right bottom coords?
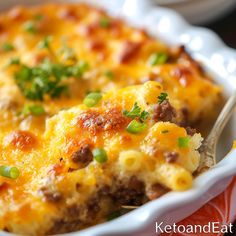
left=0, top=3, right=221, bottom=235
left=0, top=81, right=203, bottom=235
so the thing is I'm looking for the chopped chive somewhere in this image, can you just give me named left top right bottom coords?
left=161, top=130, right=169, bottom=134
left=93, top=148, right=108, bottom=163
left=8, top=57, right=20, bottom=66
left=104, top=70, right=114, bottom=80
left=178, top=137, right=190, bottom=148
left=0, top=166, right=20, bottom=179
left=100, top=17, right=110, bottom=28
left=13, top=59, right=88, bottom=101
left=123, top=103, right=149, bottom=122
left=123, top=102, right=141, bottom=119
left=23, top=21, right=37, bottom=33
left=126, top=120, right=147, bottom=134
left=34, top=14, right=43, bottom=21
left=83, top=92, right=102, bottom=107
left=158, top=92, right=168, bottom=104
left=22, top=104, right=45, bottom=116
left=2, top=42, right=15, bottom=52
left=70, top=61, right=89, bottom=78
left=140, top=110, right=149, bottom=122
left=148, top=52, right=168, bottom=66
left=38, top=36, right=52, bottom=49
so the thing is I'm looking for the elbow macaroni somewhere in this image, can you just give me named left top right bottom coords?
left=118, top=150, right=144, bottom=172
left=154, top=162, right=193, bottom=191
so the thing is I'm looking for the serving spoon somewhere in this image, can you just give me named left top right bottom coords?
left=121, top=92, right=236, bottom=210
left=197, top=92, right=236, bottom=173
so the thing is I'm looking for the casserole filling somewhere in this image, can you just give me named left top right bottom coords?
left=0, top=3, right=222, bottom=235
left=1, top=82, right=203, bottom=234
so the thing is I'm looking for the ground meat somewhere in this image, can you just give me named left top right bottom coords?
left=48, top=219, right=81, bottom=235
left=178, top=107, right=189, bottom=127
left=117, top=41, right=141, bottom=63
left=5, top=130, right=37, bottom=151
left=185, top=126, right=197, bottom=136
left=153, top=100, right=176, bottom=122
left=164, top=151, right=179, bottom=163
left=146, top=183, right=169, bottom=200
left=97, top=185, right=110, bottom=197
left=65, top=204, right=81, bottom=220
left=39, top=187, right=62, bottom=203
left=112, top=176, right=145, bottom=206
left=86, top=197, right=100, bottom=218
left=71, top=144, right=93, bottom=167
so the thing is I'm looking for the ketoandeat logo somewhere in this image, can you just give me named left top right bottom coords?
left=155, top=222, right=233, bottom=234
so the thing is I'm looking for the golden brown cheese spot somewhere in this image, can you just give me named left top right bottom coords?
left=117, top=41, right=142, bottom=63
left=8, top=6, right=24, bottom=20
left=86, top=39, right=105, bottom=51
left=109, top=20, right=123, bottom=37
left=77, top=107, right=130, bottom=134
left=64, top=138, right=93, bottom=156
left=5, top=130, right=37, bottom=151
left=58, top=7, right=79, bottom=21
left=171, top=66, right=193, bottom=87
left=77, top=24, right=96, bottom=37
left=48, top=164, right=64, bottom=176
left=0, top=182, right=9, bottom=193
left=119, top=134, right=133, bottom=145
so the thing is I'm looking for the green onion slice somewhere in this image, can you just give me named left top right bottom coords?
left=148, top=52, right=168, bottom=66
left=83, top=92, right=102, bottom=107
left=126, top=120, right=147, bottom=134
left=23, top=21, right=37, bottom=33
left=104, top=70, right=114, bottom=80
left=93, top=148, right=108, bottom=163
left=178, top=137, right=190, bottom=148
left=0, top=166, right=20, bottom=179
left=2, top=43, right=15, bottom=52
left=100, top=17, right=110, bottom=28
left=38, top=36, right=52, bottom=49
left=8, top=57, right=20, bottom=66
left=158, top=92, right=168, bottom=104
left=22, top=104, right=45, bottom=116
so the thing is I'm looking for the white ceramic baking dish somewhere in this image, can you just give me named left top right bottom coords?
left=1, top=0, right=236, bottom=236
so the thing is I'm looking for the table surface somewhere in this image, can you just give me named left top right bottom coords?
left=206, top=8, right=236, bottom=236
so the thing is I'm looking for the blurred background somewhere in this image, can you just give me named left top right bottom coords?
left=155, top=0, right=236, bottom=48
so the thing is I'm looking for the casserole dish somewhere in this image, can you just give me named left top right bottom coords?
left=0, top=0, right=236, bottom=235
